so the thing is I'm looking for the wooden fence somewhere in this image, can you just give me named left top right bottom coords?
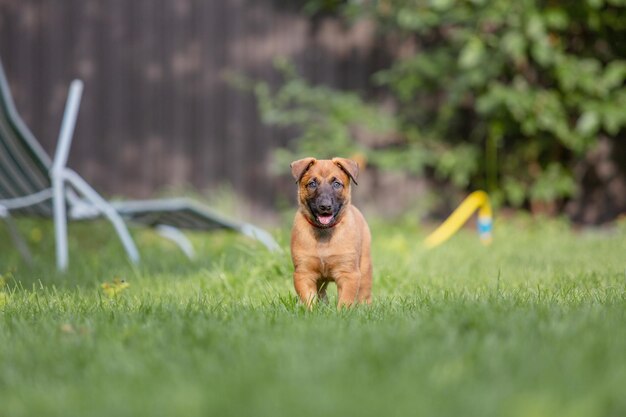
left=0, top=0, right=386, bottom=206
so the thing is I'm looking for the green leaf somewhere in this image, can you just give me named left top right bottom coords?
left=459, top=37, right=486, bottom=69
left=576, top=111, right=600, bottom=137
left=526, top=14, right=546, bottom=40
left=544, top=8, right=569, bottom=30
left=503, top=177, right=527, bottom=207
left=430, top=0, right=454, bottom=11
left=586, top=0, right=604, bottom=8
left=530, top=164, right=576, bottom=202
left=501, top=31, right=527, bottom=64
left=602, top=106, right=626, bottom=135
left=601, top=61, right=626, bottom=91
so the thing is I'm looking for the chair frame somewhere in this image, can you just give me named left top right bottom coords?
left=0, top=79, right=140, bottom=270
left=1, top=70, right=279, bottom=271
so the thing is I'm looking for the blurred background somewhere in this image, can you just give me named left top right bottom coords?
left=1, top=0, right=624, bottom=225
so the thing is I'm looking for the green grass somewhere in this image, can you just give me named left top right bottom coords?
left=1, top=215, right=625, bottom=417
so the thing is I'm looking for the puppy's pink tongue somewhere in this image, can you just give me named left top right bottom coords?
left=318, top=215, right=333, bottom=225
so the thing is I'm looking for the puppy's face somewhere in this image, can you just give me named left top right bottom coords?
left=290, top=158, right=359, bottom=228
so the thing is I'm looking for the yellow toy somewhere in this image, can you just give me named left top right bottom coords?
left=424, top=190, right=493, bottom=249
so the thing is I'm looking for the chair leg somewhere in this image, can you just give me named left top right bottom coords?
left=52, top=176, right=69, bottom=271
left=50, top=79, right=84, bottom=271
left=49, top=78, right=139, bottom=269
left=0, top=208, right=33, bottom=266
left=239, top=223, right=281, bottom=252
left=155, top=225, right=196, bottom=259
left=62, top=170, right=140, bottom=264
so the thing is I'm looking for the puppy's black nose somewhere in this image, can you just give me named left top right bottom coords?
left=317, top=195, right=333, bottom=213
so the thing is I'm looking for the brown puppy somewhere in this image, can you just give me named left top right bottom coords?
left=290, top=157, right=372, bottom=308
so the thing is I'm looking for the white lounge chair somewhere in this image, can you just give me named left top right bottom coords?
left=0, top=58, right=279, bottom=271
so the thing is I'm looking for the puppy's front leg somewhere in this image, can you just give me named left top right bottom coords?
left=336, top=273, right=361, bottom=308
left=294, top=271, right=319, bottom=309
left=357, top=272, right=372, bottom=304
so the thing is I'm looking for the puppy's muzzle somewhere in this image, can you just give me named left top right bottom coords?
left=309, top=190, right=342, bottom=226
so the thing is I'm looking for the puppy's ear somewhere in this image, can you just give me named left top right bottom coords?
left=290, top=157, right=317, bottom=183
left=332, top=157, right=359, bottom=186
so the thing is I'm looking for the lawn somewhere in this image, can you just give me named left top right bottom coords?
left=1, top=215, right=625, bottom=417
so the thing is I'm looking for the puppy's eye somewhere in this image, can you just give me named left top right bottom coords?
left=332, top=181, right=343, bottom=190
left=307, top=180, right=317, bottom=190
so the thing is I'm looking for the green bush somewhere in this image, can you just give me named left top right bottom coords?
left=250, top=0, right=626, bottom=209
left=230, top=57, right=399, bottom=173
